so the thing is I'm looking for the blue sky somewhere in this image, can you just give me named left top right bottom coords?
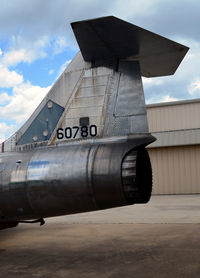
left=0, top=0, right=200, bottom=143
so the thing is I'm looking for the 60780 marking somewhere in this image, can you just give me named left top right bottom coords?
left=57, top=125, right=97, bottom=140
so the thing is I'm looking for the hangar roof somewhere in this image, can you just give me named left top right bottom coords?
left=147, top=98, right=200, bottom=108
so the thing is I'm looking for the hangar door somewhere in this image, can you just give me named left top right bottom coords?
left=148, top=145, right=200, bottom=194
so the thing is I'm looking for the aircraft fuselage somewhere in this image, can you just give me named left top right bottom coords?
left=0, top=134, right=153, bottom=226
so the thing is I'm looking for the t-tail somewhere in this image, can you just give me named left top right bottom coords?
left=0, top=16, right=189, bottom=229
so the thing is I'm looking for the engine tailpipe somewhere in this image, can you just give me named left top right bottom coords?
left=122, top=148, right=152, bottom=204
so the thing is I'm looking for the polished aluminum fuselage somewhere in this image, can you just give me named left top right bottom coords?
left=0, top=16, right=189, bottom=230
left=0, top=134, right=153, bottom=222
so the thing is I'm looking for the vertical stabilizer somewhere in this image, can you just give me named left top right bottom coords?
left=0, top=16, right=189, bottom=152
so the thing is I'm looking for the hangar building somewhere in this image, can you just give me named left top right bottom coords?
left=147, top=98, right=200, bottom=195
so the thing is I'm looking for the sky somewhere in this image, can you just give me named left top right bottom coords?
left=0, top=0, right=200, bottom=143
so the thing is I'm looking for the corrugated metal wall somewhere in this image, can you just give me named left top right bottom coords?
left=147, top=100, right=200, bottom=195
left=148, top=145, right=200, bottom=194
left=147, top=101, right=200, bottom=132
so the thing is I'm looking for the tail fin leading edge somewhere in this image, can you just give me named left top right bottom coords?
left=0, top=16, right=189, bottom=152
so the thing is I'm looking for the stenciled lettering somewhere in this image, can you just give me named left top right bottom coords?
left=56, top=125, right=97, bottom=140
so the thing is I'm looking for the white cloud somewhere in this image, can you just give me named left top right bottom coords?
left=161, top=95, right=178, bottom=102
left=2, top=49, right=35, bottom=67
left=0, top=65, right=23, bottom=87
left=113, top=0, right=159, bottom=19
left=0, top=48, right=2, bottom=56
left=189, top=79, right=200, bottom=96
left=0, top=122, right=17, bottom=143
left=0, top=92, right=12, bottom=105
left=185, top=53, right=194, bottom=60
left=0, top=82, right=50, bottom=124
left=48, top=69, right=54, bottom=75
left=1, top=36, right=49, bottom=67
left=0, top=34, right=51, bottom=141
left=146, top=94, right=179, bottom=104
left=142, top=77, right=164, bottom=86
left=53, top=36, right=67, bottom=55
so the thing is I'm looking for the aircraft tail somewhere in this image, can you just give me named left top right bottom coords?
left=0, top=16, right=189, bottom=152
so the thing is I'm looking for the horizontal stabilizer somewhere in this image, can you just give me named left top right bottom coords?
left=71, top=16, right=189, bottom=77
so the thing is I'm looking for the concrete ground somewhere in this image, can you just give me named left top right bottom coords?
left=0, top=195, right=200, bottom=278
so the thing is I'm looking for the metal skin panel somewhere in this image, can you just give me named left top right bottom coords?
left=17, top=100, right=64, bottom=145
left=0, top=152, right=34, bottom=220
left=26, top=144, right=97, bottom=218
left=103, top=61, right=148, bottom=137
left=51, top=66, right=112, bottom=143
left=114, top=61, right=146, bottom=117
left=65, top=52, right=91, bottom=73
left=71, top=16, right=189, bottom=77
left=49, top=70, right=84, bottom=108
left=0, top=135, right=153, bottom=222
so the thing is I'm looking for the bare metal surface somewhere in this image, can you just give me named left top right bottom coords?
left=59, top=68, right=111, bottom=140
left=0, top=136, right=153, bottom=222
left=103, top=61, right=148, bottom=136
left=0, top=195, right=199, bottom=278
left=71, top=16, right=189, bottom=77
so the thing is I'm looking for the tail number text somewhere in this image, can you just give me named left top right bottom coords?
left=56, top=125, right=97, bottom=140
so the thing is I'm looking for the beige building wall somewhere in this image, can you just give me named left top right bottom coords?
left=148, top=146, right=200, bottom=194
left=147, top=100, right=200, bottom=132
left=146, top=99, right=200, bottom=195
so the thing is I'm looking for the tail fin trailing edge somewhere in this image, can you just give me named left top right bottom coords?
left=0, top=16, right=189, bottom=152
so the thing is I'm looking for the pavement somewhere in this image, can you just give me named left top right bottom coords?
left=0, top=195, right=200, bottom=278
